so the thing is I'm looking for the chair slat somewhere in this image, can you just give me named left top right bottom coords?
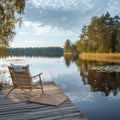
left=5, top=66, right=44, bottom=97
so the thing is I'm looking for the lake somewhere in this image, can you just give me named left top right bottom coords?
left=0, top=55, right=120, bottom=120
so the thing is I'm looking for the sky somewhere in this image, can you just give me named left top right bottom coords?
left=11, top=0, right=120, bottom=48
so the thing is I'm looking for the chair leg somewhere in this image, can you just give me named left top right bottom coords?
left=5, top=87, right=15, bottom=97
left=39, top=81, right=44, bottom=94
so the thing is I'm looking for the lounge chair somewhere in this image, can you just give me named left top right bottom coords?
left=5, top=64, right=44, bottom=97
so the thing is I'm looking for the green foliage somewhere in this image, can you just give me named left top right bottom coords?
left=77, top=12, right=120, bottom=53
left=0, top=0, right=26, bottom=47
left=0, top=47, right=7, bottom=57
left=64, top=39, right=71, bottom=53
left=76, top=40, right=86, bottom=53
left=64, top=39, right=78, bottom=54
left=76, top=26, right=89, bottom=53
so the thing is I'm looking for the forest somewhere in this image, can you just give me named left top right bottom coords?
left=64, top=12, right=120, bottom=53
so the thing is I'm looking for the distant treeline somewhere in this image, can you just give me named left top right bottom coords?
left=5, top=47, right=63, bottom=57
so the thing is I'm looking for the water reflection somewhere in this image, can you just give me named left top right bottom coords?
left=1, top=55, right=120, bottom=120
left=63, top=54, right=120, bottom=97
left=88, top=70, right=120, bottom=96
left=74, top=58, right=120, bottom=97
left=64, top=54, right=78, bottom=67
left=1, top=54, right=120, bottom=97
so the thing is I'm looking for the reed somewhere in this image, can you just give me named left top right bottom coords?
left=80, top=53, right=120, bottom=63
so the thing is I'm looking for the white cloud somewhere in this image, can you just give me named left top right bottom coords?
left=24, top=21, right=32, bottom=27
left=12, top=0, right=120, bottom=47
left=30, top=0, right=96, bottom=10
left=18, top=32, right=29, bottom=35
left=31, top=0, right=79, bottom=10
left=25, top=0, right=114, bottom=36
left=33, top=25, right=77, bottom=36
left=32, top=0, right=41, bottom=8
left=106, top=0, right=120, bottom=16
left=23, top=21, right=42, bottom=28
left=22, top=20, right=77, bottom=36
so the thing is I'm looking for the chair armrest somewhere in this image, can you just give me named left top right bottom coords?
left=31, top=73, right=43, bottom=78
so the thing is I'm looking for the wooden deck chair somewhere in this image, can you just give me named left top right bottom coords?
left=5, top=64, right=44, bottom=97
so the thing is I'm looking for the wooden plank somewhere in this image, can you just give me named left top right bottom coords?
left=0, top=100, right=74, bottom=112
left=0, top=81, right=87, bottom=120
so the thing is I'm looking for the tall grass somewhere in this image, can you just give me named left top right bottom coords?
left=80, top=53, right=120, bottom=63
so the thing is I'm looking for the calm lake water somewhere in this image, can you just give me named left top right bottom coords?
left=1, top=56, right=120, bottom=120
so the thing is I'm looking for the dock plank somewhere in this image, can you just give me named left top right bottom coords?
left=0, top=81, right=87, bottom=120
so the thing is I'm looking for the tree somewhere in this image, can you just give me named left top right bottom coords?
left=0, top=0, right=26, bottom=47
left=80, top=25, right=88, bottom=52
left=64, top=39, right=78, bottom=54
left=109, top=15, right=120, bottom=52
left=77, top=12, right=120, bottom=53
left=64, top=39, right=71, bottom=53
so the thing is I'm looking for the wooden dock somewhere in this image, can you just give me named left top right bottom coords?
left=0, top=81, right=87, bottom=120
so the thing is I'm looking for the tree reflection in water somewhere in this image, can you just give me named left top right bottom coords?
left=88, top=70, right=120, bottom=96
left=63, top=54, right=78, bottom=67
left=64, top=55, right=120, bottom=97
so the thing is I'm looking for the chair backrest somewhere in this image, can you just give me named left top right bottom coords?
left=8, top=66, right=32, bottom=89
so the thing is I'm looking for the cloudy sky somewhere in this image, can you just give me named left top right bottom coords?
left=11, top=0, right=120, bottom=48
